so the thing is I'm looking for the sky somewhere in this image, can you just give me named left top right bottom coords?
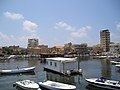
left=0, top=0, right=120, bottom=48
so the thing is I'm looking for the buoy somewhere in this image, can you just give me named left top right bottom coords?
left=79, top=69, right=82, bottom=74
left=66, top=70, right=71, bottom=75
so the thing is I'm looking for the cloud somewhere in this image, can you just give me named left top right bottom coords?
left=4, top=11, right=24, bottom=20
left=116, top=23, right=120, bottom=31
left=54, top=21, right=75, bottom=31
left=0, top=32, right=9, bottom=40
left=71, top=26, right=91, bottom=38
left=111, top=32, right=120, bottom=39
left=54, top=21, right=91, bottom=38
left=23, top=20, right=38, bottom=33
left=0, top=32, right=41, bottom=47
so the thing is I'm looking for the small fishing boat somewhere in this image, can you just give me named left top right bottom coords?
left=85, top=77, right=120, bottom=90
left=15, top=80, right=41, bottom=90
left=0, top=66, right=35, bottom=74
left=110, top=61, right=120, bottom=64
left=115, top=64, right=120, bottom=68
left=39, top=80, right=76, bottom=90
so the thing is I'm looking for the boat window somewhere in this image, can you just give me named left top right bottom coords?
left=50, top=62, right=52, bottom=66
left=118, top=81, right=120, bottom=85
left=46, top=61, right=48, bottom=64
left=54, top=62, right=57, bottom=67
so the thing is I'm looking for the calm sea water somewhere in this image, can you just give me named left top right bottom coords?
left=0, top=58, right=120, bottom=90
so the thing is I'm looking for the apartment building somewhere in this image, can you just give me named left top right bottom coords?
left=100, top=29, right=110, bottom=52
left=28, top=38, right=39, bottom=48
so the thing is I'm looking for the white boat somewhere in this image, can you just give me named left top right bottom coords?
left=85, top=77, right=120, bottom=90
left=15, top=80, right=41, bottom=90
left=7, top=55, right=16, bottom=59
left=115, top=64, right=120, bottom=68
left=0, top=66, right=35, bottom=74
left=110, top=61, right=120, bottom=64
left=39, top=80, right=76, bottom=90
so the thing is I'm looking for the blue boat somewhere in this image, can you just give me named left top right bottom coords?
left=86, top=77, right=120, bottom=90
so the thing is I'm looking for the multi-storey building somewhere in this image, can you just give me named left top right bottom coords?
left=0, top=46, right=2, bottom=55
left=110, top=43, right=120, bottom=55
left=39, top=45, right=48, bottom=54
left=64, top=42, right=74, bottom=54
left=92, top=44, right=103, bottom=55
left=72, top=43, right=89, bottom=56
left=49, top=46, right=64, bottom=54
left=100, top=29, right=110, bottom=52
left=27, top=38, right=38, bottom=48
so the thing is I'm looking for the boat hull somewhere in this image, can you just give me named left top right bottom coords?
left=0, top=66, right=35, bottom=75
left=39, top=84, right=76, bottom=90
left=115, top=65, right=120, bottom=68
left=15, top=80, right=40, bottom=90
left=39, top=81, right=76, bottom=90
left=86, top=78, right=120, bottom=90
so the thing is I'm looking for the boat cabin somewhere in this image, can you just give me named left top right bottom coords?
left=44, top=57, right=79, bottom=75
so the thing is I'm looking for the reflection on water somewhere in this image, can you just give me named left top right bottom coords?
left=101, top=59, right=111, bottom=78
left=0, top=58, right=120, bottom=90
left=86, top=84, right=106, bottom=90
left=46, top=71, right=76, bottom=84
left=16, top=86, right=23, bottom=90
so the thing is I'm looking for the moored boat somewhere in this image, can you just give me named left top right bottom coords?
left=0, top=66, right=35, bottom=75
left=115, top=64, right=120, bottom=68
left=110, top=61, right=120, bottom=64
left=85, top=77, right=120, bottom=90
left=15, top=80, right=41, bottom=90
left=38, top=80, right=76, bottom=90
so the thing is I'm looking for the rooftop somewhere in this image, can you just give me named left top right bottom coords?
left=54, top=46, right=63, bottom=49
left=46, top=57, right=77, bottom=62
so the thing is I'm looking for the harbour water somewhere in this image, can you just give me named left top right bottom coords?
left=0, top=58, right=120, bottom=90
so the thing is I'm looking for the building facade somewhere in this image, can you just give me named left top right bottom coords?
left=110, top=43, right=120, bottom=55
left=100, top=29, right=110, bottom=52
left=92, top=44, right=103, bottom=55
left=45, top=57, right=78, bottom=75
left=64, top=42, right=74, bottom=54
left=39, top=45, right=48, bottom=54
left=72, top=43, right=89, bottom=56
left=28, top=38, right=39, bottom=48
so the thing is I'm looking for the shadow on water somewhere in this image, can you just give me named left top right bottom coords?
left=0, top=72, right=35, bottom=77
left=116, top=69, right=120, bottom=73
left=86, top=84, right=111, bottom=90
left=45, top=71, right=83, bottom=84
left=16, top=86, right=51, bottom=90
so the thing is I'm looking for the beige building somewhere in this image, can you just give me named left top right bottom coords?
left=64, top=42, right=74, bottom=54
left=73, top=43, right=89, bottom=55
left=28, top=47, right=41, bottom=55
left=110, top=43, right=120, bottom=55
left=38, top=45, right=48, bottom=54
left=0, top=46, right=2, bottom=55
left=28, top=38, right=39, bottom=48
left=49, top=46, right=64, bottom=54
left=100, top=29, right=110, bottom=52
left=92, top=44, right=103, bottom=55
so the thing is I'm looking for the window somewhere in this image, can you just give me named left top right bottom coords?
left=46, top=61, right=48, bottom=64
left=50, top=62, right=52, bottom=66
left=54, top=62, right=57, bottom=67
